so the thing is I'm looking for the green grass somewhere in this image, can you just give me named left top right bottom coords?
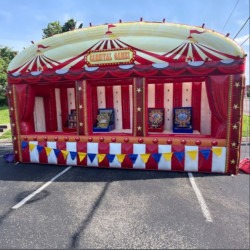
left=242, top=114, right=250, bottom=138
left=0, top=105, right=10, bottom=124
left=0, top=129, right=12, bottom=139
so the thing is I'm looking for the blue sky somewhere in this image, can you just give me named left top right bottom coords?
left=0, top=0, right=249, bottom=83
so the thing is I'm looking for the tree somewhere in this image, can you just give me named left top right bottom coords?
left=62, top=19, right=77, bottom=32
left=0, top=46, right=17, bottom=106
left=42, top=19, right=78, bottom=38
left=42, top=21, right=62, bottom=38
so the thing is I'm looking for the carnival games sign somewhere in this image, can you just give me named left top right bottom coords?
left=85, top=48, right=135, bottom=66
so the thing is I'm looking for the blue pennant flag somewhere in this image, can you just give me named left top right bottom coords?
left=107, top=154, right=116, bottom=163
left=53, top=149, right=61, bottom=157
left=200, top=149, right=211, bottom=160
left=174, top=152, right=185, bottom=162
left=37, top=145, right=44, bottom=153
left=70, top=151, right=77, bottom=161
left=129, top=154, right=138, bottom=164
left=152, top=153, right=162, bottom=163
left=21, top=141, right=28, bottom=149
left=88, top=153, right=96, bottom=163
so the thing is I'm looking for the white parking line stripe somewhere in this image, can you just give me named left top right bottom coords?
left=12, top=166, right=72, bottom=209
left=188, top=172, right=213, bottom=222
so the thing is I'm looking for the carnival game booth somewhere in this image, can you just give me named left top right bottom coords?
left=7, top=21, right=246, bottom=174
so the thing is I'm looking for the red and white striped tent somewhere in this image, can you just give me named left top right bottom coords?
left=7, top=21, right=246, bottom=175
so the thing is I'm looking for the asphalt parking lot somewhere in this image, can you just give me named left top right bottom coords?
left=0, top=141, right=249, bottom=249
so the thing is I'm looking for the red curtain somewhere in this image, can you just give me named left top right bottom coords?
left=92, top=86, right=98, bottom=126
left=105, top=86, right=114, bottom=108
left=121, top=85, right=131, bottom=129
left=155, top=84, right=164, bottom=108
left=173, top=82, right=182, bottom=108
left=191, top=82, right=202, bottom=131
left=15, top=84, right=35, bottom=134
left=60, top=88, right=68, bottom=129
left=206, top=75, right=229, bottom=138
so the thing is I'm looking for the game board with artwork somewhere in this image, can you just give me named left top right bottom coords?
left=148, top=108, right=164, bottom=132
left=93, top=108, right=115, bottom=132
left=173, top=107, right=193, bottom=133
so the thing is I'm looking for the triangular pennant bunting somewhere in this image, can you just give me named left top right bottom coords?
left=107, top=154, right=116, bottom=163
left=200, top=149, right=211, bottom=160
left=53, top=149, right=61, bottom=157
left=187, top=150, right=198, bottom=161
left=78, top=152, right=87, bottom=162
left=140, top=154, right=150, bottom=163
left=162, top=152, right=173, bottom=161
left=129, top=154, right=138, bottom=164
left=29, top=143, right=36, bottom=152
left=37, top=145, right=44, bottom=153
left=174, top=152, right=185, bottom=162
left=116, top=154, right=126, bottom=163
left=45, top=147, right=52, bottom=156
left=21, top=141, right=28, bottom=149
left=97, top=154, right=106, bottom=163
left=70, top=151, right=77, bottom=161
left=212, top=147, right=222, bottom=157
left=61, top=150, right=68, bottom=160
left=152, top=153, right=162, bottom=163
left=88, top=153, right=96, bottom=163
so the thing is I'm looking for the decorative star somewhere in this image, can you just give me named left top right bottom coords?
left=232, top=124, right=238, bottom=130
left=10, top=107, right=14, bottom=111
left=79, top=105, right=83, bottom=109
left=78, top=87, right=82, bottom=91
left=12, top=123, right=15, bottom=127
left=15, top=150, right=18, bottom=154
left=231, top=142, right=237, bottom=148
left=233, top=104, right=239, bottom=109
left=230, top=159, right=235, bottom=164
left=137, top=88, right=142, bottom=93
left=137, top=107, right=142, bottom=112
left=234, top=82, right=240, bottom=88
left=8, top=90, right=12, bottom=95
left=137, top=126, right=142, bottom=131
left=79, top=122, right=83, bottom=127
left=14, top=137, right=16, bottom=140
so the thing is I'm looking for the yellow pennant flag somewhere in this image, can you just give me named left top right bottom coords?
left=98, top=154, right=106, bottom=163
left=45, top=147, right=52, bottom=156
left=140, top=154, right=150, bottom=163
left=162, top=152, right=173, bottom=161
left=29, top=143, right=36, bottom=152
left=212, top=147, right=222, bottom=157
left=61, top=150, right=69, bottom=160
left=116, top=154, right=126, bottom=163
left=78, top=152, right=87, bottom=162
left=187, top=150, right=198, bottom=161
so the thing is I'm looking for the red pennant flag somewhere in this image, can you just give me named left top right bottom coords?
left=37, top=44, right=50, bottom=49
left=108, top=24, right=116, bottom=28
left=106, top=24, right=116, bottom=34
left=190, top=29, right=204, bottom=35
